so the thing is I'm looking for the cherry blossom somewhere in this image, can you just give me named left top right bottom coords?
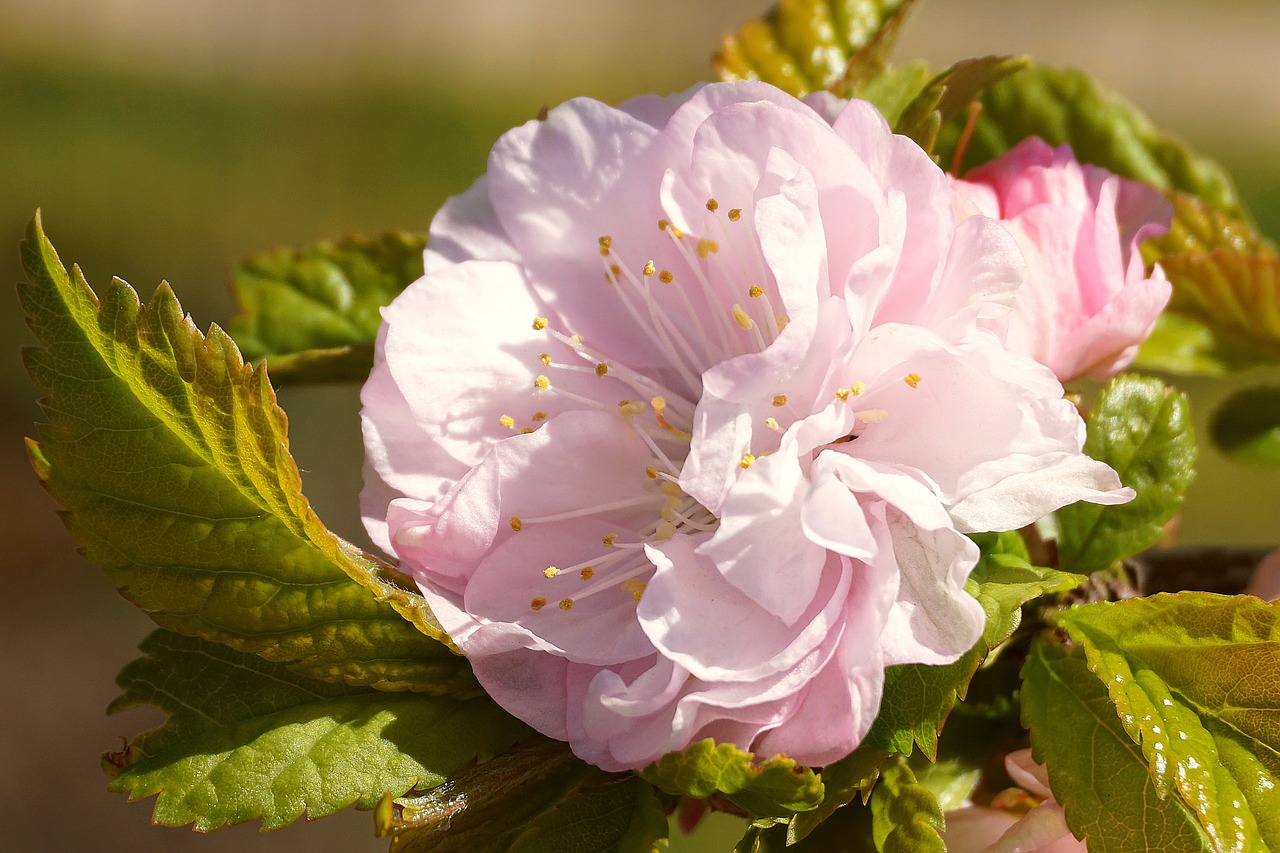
left=955, top=138, right=1172, bottom=382
left=942, top=749, right=1087, bottom=853
left=361, top=82, right=1131, bottom=770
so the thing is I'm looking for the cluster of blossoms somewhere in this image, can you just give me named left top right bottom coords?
left=360, top=82, right=1171, bottom=771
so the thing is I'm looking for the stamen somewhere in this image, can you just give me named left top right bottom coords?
left=595, top=363, right=609, bottom=377
left=598, top=235, right=613, bottom=256
left=728, top=208, right=742, bottom=222
left=534, top=375, right=551, bottom=390
left=764, top=417, right=781, bottom=431
left=850, top=380, right=866, bottom=396
left=539, top=353, right=552, bottom=365
left=835, top=388, right=850, bottom=401
left=520, top=497, right=657, bottom=525
left=859, top=409, right=889, bottom=423
left=696, top=238, right=719, bottom=258
left=642, top=260, right=656, bottom=277
left=740, top=453, right=756, bottom=469
left=510, top=516, right=524, bottom=532
left=658, top=270, right=674, bottom=284
left=622, top=579, right=646, bottom=602
left=705, top=198, right=719, bottom=212
left=532, top=411, right=548, bottom=422
left=775, top=315, right=789, bottom=332
left=904, top=372, right=922, bottom=388
left=645, top=465, right=659, bottom=479
left=748, top=285, right=764, bottom=298
left=559, top=598, right=574, bottom=611
left=732, top=304, right=754, bottom=330
left=530, top=597, right=547, bottom=610
left=602, top=533, right=619, bottom=546
left=658, top=218, right=669, bottom=231
left=532, top=317, right=548, bottom=331
left=580, top=567, right=595, bottom=580
left=618, top=399, right=647, bottom=416
left=655, top=521, right=678, bottom=540
left=652, top=396, right=693, bottom=439
left=499, top=414, right=516, bottom=428
left=543, top=566, right=561, bottom=578
left=772, top=394, right=788, bottom=408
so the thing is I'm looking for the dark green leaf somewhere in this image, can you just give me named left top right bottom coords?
left=20, top=213, right=463, bottom=692
left=1210, top=385, right=1280, bottom=465
left=786, top=745, right=888, bottom=843
left=508, top=777, right=669, bottom=853
left=106, top=629, right=528, bottom=831
left=1021, top=637, right=1214, bottom=852
left=940, top=64, right=1247, bottom=220
left=713, top=0, right=915, bottom=97
left=640, top=740, right=823, bottom=817
left=863, top=533, right=1080, bottom=758
left=227, top=231, right=425, bottom=384
left=1055, top=593, right=1280, bottom=848
left=895, top=55, right=1028, bottom=157
left=1057, top=375, right=1196, bottom=574
left=868, top=756, right=945, bottom=853
left=379, top=737, right=593, bottom=852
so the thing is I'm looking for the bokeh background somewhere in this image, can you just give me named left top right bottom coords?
left=3, top=1, right=1278, bottom=850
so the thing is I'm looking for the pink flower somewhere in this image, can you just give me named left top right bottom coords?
left=942, top=749, right=1087, bottom=853
left=1245, top=549, right=1280, bottom=600
left=955, top=138, right=1173, bottom=382
left=360, top=82, right=1131, bottom=770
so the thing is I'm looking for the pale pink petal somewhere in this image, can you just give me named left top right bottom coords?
left=423, top=175, right=518, bottom=274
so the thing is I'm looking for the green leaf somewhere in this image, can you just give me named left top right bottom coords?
left=786, top=745, right=888, bottom=843
left=868, top=756, right=945, bottom=853
left=1158, top=251, right=1280, bottom=363
left=863, top=532, right=1081, bottom=758
left=508, top=777, right=669, bottom=853
left=20, top=213, right=463, bottom=692
left=1210, top=386, right=1280, bottom=465
left=713, top=0, right=915, bottom=97
left=1146, top=189, right=1275, bottom=259
left=1055, top=593, right=1280, bottom=849
left=227, top=231, right=425, bottom=384
left=1021, top=636, right=1214, bottom=852
left=849, top=61, right=932, bottom=126
left=640, top=740, right=823, bottom=817
left=1056, top=375, right=1196, bottom=574
left=894, top=55, right=1028, bottom=157
left=1133, top=312, right=1274, bottom=377
left=380, top=737, right=597, bottom=852
left=940, top=64, right=1248, bottom=220
left=106, top=629, right=529, bottom=831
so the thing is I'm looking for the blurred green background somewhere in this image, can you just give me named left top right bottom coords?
left=3, top=1, right=1278, bottom=850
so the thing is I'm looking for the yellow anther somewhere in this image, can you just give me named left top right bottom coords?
left=595, top=363, right=609, bottom=377
left=510, top=516, right=524, bottom=532
left=658, top=270, right=674, bottom=284
left=543, top=566, right=560, bottom=578
left=850, top=380, right=866, bottom=396
left=580, top=567, right=595, bottom=580
left=670, top=225, right=684, bottom=240
left=530, top=596, right=547, bottom=610
left=499, top=414, right=516, bottom=429
left=598, top=235, right=613, bottom=255
left=661, top=502, right=679, bottom=522
left=658, top=218, right=670, bottom=231
left=622, top=579, right=647, bottom=602
left=559, top=598, right=575, bottom=611
left=660, top=480, right=682, bottom=497
left=696, top=238, right=720, bottom=258
left=645, top=465, right=659, bottom=479
left=651, top=396, right=667, bottom=411
left=539, top=353, right=552, bottom=365
left=706, top=198, right=719, bottom=212
left=775, top=315, right=789, bottom=332
left=532, top=317, right=548, bottom=331
left=859, top=409, right=889, bottom=424
left=571, top=334, right=582, bottom=344
left=748, top=285, right=764, bottom=298
left=904, top=372, right=922, bottom=388
left=728, top=208, right=742, bottom=222
left=740, top=453, right=756, bottom=469
left=619, top=399, right=647, bottom=416
left=534, top=375, right=551, bottom=390
left=772, top=394, right=788, bottom=408
left=642, top=260, right=656, bottom=276
left=521, top=427, right=534, bottom=434
left=732, top=304, right=754, bottom=330
left=532, top=411, right=548, bottom=422
left=655, top=522, right=677, bottom=540
left=602, top=532, right=619, bottom=546
left=835, top=388, right=850, bottom=401
left=764, top=417, right=780, bottom=431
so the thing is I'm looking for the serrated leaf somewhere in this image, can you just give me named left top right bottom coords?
left=227, top=231, right=425, bottom=384
left=869, top=756, right=945, bottom=853
left=20, top=213, right=463, bottom=693
left=1057, top=375, right=1196, bottom=574
left=1055, top=593, right=1280, bottom=849
left=939, top=64, right=1248, bottom=220
left=508, top=776, right=669, bottom=853
left=1147, top=189, right=1276, bottom=259
left=1159, top=251, right=1280, bottom=363
left=786, top=745, right=888, bottom=843
left=1210, top=386, right=1280, bottom=465
left=640, top=739, right=823, bottom=817
left=863, top=533, right=1081, bottom=759
left=895, top=55, right=1028, bottom=157
left=713, top=0, right=915, bottom=97
left=380, top=736, right=594, bottom=852
left=106, top=629, right=529, bottom=831
left=1021, top=637, right=1214, bottom=852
